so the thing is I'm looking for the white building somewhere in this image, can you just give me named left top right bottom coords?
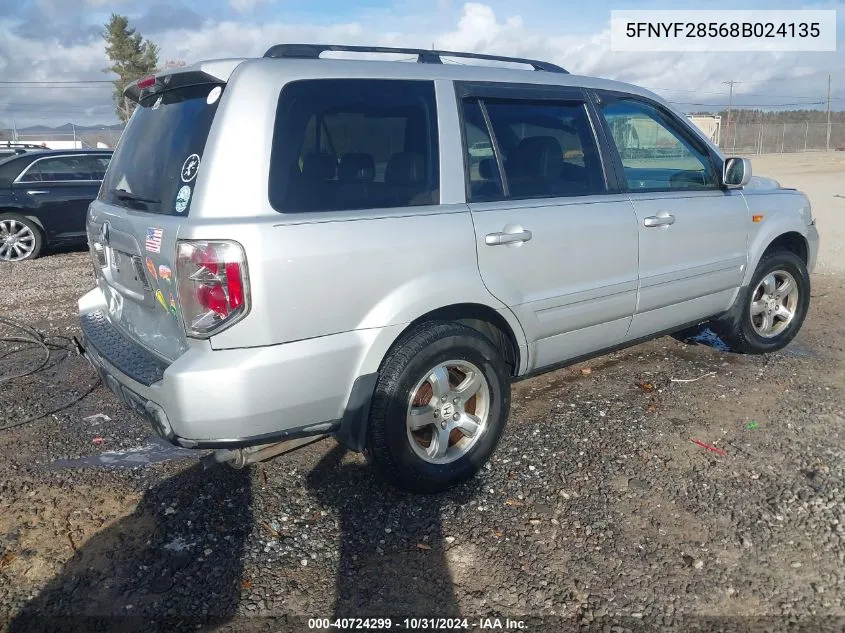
left=688, top=115, right=721, bottom=146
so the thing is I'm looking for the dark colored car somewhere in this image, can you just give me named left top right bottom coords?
left=0, top=141, right=44, bottom=161
left=0, top=149, right=112, bottom=261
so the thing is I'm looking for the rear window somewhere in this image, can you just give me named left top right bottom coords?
left=269, top=79, right=439, bottom=213
left=99, top=83, right=223, bottom=215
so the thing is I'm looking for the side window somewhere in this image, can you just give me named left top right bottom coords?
left=480, top=99, right=606, bottom=199
left=598, top=99, right=718, bottom=191
left=18, top=162, right=43, bottom=182
left=24, top=156, right=94, bottom=182
left=269, top=79, right=439, bottom=213
left=82, top=155, right=111, bottom=180
left=462, top=99, right=503, bottom=201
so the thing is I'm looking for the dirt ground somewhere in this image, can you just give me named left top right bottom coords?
left=1, top=158, right=844, bottom=632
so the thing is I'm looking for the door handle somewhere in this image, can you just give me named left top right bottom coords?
left=26, top=190, right=49, bottom=195
left=643, top=213, right=676, bottom=227
left=485, top=230, right=532, bottom=246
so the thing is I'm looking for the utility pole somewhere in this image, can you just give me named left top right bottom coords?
left=722, top=81, right=738, bottom=152
left=826, top=74, right=832, bottom=152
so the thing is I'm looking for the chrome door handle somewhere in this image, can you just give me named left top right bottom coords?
left=27, top=190, right=49, bottom=195
left=643, top=213, right=676, bottom=227
left=485, top=230, right=532, bottom=246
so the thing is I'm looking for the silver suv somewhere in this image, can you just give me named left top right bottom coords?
left=77, top=44, right=819, bottom=492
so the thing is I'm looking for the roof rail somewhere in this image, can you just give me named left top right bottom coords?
left=262, top=44, right=568, bottom=74
left=0, top=141, right=43, bottom=149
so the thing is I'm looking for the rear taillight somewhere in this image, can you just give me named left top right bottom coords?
left=176, top=240, right=249, bottom=338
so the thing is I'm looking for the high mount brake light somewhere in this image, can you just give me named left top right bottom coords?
left=137, top=76, right=156, bottom=90
left=176, top=240, right=249, bottom=337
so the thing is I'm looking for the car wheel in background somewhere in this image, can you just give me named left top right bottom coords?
left=0, top=214, right=43, bottom=262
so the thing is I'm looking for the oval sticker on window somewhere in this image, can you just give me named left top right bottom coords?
left=207, top=86, right=222, bottom=105
left=175, top=185, right=191, bottom=213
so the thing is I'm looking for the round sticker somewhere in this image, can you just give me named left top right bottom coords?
left=180, top=154, right=200, bottom=183
left=207, top=86, right=222, bottom=105
left=175, top=185, right=192, bottom=213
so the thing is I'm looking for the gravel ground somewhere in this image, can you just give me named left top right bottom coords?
left=0, top=248, right=844, bottom=633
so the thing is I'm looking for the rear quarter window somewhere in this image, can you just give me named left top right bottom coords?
left=269, top=79, right=440, bottom=213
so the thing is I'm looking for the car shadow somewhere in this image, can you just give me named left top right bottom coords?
left=44, top=242, right=89, bottom=257
left=306, top=444, right=467, bottom=619
left=7, top=463, right=253, bottom=633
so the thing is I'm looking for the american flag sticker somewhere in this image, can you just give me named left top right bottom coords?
left=145, top=227, right=163, bottom=253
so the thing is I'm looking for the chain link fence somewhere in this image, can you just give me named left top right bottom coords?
left=719, top=123, right=845, bottom=154
left=0, top=129, right=123, bottom=149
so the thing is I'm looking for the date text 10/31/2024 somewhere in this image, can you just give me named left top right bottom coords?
left=307, top=618, right=527, bottom=630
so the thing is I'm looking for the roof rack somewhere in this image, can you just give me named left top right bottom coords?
left=0, top=141, right=43, bottom=149
left=262, top=44, right=568, bottom=74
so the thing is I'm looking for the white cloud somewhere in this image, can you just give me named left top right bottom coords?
left=229, top=0, right=276, bottom=13
left=0, top=2, right=842, bottom=128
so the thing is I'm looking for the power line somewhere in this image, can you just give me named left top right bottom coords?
left=0, top=85, right=111, bottom=90
left=717, top=67, right=845, bottom=83
left=653, top=86, right=838, bottom=101
left=723, top=80, right=737, bottom=148
left=827, top=74, right=832, bottom=151
left=0, top=80, right=113, bottom=84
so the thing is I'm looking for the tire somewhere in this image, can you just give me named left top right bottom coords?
left=0, top=214, right=43, bottom=262
left=712, top=249, right=810, bottom=354
left=366, top=321, right=511, bottom=493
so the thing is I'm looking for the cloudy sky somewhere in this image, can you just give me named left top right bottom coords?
left=0, top=0, right=843, bottom=128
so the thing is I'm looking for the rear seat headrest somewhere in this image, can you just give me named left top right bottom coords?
left=510, top=136, right=564, bottom=179
left=478, top=158, right=498, bottom=180
left=302, top=152, right=336, bottom=181
left=338, top=153, right=375, bottom=183
left=385, top=152, right=425, bottom=186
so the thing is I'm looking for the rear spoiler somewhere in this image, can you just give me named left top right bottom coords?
left=123, top=58, right=247, bottom=104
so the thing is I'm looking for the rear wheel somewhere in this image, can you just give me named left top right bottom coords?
left=712, top=249, right=810, bottom=354
left=366, top=321, right=510, bottom=493
left=0, top=214, right=42, bottom=262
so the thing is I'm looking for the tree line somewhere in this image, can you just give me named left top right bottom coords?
left=692, top=109, right=845, bottom=125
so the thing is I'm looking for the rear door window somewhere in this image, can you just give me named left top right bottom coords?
left=480, top=99, right=606, bottom=199
left=20, top=156, right=96, bottom=182
left=462, top=99, right=504, bottom=201
left=269, top=79, right=439, bottom=213
left=99, top=83, right=223, bottom=214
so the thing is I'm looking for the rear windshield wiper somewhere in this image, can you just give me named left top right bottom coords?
left=110, top=189, right=161, bottom=205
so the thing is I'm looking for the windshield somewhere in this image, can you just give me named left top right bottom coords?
left=99, top=83, right=223, bottom=215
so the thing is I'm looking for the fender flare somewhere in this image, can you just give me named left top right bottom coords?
left=742, top=219, right=810, bottom=287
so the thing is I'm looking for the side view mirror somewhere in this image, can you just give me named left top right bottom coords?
left=723, top=157, right=752, bottom=188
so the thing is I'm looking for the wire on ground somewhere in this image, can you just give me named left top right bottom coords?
left=0, top=315, right=100, bottom=432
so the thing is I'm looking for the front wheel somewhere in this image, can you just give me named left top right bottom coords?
left=712, top=249, right=810, bottom=354
left=0, top=214, right=43, bottom=262
left=366, top=321, right=511, bottom=493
